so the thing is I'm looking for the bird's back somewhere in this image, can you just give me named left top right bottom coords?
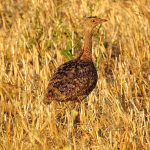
left=44, top=58, right=97, bottom=103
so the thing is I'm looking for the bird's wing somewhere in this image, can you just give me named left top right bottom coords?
left=51, top=59, right=78, bottom=80
left=46, top=59, right=90, bottom=101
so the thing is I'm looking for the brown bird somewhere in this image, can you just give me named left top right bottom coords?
left=44, top=16, right=107, bottom=104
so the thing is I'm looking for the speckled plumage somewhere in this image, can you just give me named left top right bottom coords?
left=44, top=58, right=97, bottom=103
left=44, top=17, right=107, bottom=104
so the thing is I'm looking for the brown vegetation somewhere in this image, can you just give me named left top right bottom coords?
left=0, top=0, right=150, bottom=149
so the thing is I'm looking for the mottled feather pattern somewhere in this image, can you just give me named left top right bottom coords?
left=44, top=58, right=97, bottom=103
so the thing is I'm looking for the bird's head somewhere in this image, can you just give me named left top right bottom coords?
left=84, top=16, right=107, bottom=31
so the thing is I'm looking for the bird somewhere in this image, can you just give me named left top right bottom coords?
left=44, top=16, right=107, bottom=104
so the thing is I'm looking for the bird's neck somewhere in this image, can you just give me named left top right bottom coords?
left=80, top=29, right=93, bottom=61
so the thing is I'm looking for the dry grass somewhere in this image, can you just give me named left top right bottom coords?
left=0, top=0, right=150, bottom=149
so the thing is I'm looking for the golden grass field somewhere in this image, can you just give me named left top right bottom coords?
left=0, top=0, right=150, bottom=149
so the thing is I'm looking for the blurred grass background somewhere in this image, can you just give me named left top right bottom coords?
left=0, top=0, right=150, bottom=149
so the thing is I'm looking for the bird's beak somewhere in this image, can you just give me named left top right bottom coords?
left=97, top=18, right=108, bottom=24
